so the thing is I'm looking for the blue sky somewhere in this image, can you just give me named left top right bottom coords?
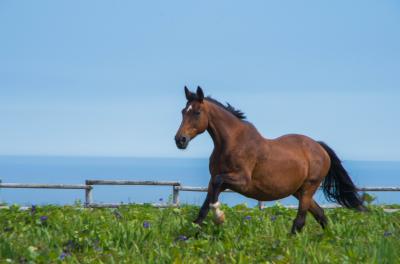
left=0, top=1, right=399, bottom=160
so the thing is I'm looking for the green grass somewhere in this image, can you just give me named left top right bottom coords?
left=0, top=204, right=399, bottom=263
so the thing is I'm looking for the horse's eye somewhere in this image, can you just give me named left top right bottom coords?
left=194, top=111, right=201, bottom=116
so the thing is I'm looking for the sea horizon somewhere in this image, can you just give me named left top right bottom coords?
left=1, top=154, right=400, bottom=162
left=0, top=155, right=399, bottom=207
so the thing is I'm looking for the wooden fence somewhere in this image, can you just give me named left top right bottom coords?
left=0, top=179, right=399, bottom=209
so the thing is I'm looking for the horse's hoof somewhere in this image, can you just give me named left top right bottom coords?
left=193, top=220, right=202, bottom=225
left=213, top=211, right=225, bottom=225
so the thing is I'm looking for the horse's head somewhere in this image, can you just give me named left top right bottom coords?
left=175, top=86, right=209, bottom=149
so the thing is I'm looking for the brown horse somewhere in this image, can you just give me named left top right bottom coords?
left=175, top=86, right=365, bottom=233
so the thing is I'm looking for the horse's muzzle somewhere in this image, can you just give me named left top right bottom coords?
left=175, top=135, right=190, bottom=149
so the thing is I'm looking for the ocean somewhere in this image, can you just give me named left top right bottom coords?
left=0, top=156, right=399, bottom=207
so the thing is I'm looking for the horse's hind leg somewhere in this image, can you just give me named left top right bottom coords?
left=293, top=191, right=328, bottom=230
left=309, top=200, right=328, bottom=229
left=291, top=179, right=324, bottom=234
left=291, top=191, right=312, bottom=234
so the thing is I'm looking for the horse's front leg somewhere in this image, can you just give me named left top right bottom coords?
left=208, top=172, right=250, bottom=225
left=193, top=180, right=225, bottom=224
left=193, top=191, right=210, bottom=225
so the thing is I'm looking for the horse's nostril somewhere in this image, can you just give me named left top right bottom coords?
left=181, top=137, right=186, bottom=143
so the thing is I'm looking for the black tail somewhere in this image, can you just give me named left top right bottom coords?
left=318, top=141, right=366, bottom=211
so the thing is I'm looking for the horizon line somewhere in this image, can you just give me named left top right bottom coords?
left=0, top=154, right=399, bottom=163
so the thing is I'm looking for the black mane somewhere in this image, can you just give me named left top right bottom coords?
left=205, top=96, right=246, bottom=120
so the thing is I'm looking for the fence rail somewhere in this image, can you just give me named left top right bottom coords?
left=85, top=180, right=180, bottom=186
left=0, top=183, right=91, bottom=190
left=357, top=187, right=400, bottom=192
left=0, top=179, right=399, bottom=209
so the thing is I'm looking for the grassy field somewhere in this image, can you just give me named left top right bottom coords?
left=0, top=203, right=399, bottom=263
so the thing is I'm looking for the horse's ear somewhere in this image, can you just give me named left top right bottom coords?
left=184, top=86, right=191, bottom=101
left=196, top=86, right=204, bottom=102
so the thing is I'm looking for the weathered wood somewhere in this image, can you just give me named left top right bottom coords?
left=87, top=203, right=178, bottom=208
left=0, top=183, right=91, bottom=189
left=177, top=186, right=207, bottom=192
left=177, top=186, right=234, bottom=192
left=357, top=187, right=400, bottom=192
left=86, top=180, right=181, bottom=186
left=84, top=180, right=93, bottom=207
left=85, top=188, right=93, bottom=207
left=0, top=204, right=398, bottom=212
left=172, top=186, right=180, bottom=205
left=285, top=204, right=341, bottom=209
left=1, top=178, right=399, bottom=210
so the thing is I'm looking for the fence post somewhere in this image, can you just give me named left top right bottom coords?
left=85, top=181, right=93, bottom=207
left=172, top=185, right=180, bottom=206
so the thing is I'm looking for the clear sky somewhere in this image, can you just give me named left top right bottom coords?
left=0, top=1, right=399, bottom=160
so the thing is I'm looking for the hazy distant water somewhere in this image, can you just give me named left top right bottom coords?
left=0, top=156, right=399, bottom=206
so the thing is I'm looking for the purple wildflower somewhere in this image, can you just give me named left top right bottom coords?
left=176, top=235, right=188, bottom=241
left=270, top=215, right=277, bottom=222
left=384, top=231, right=392, bottom=237
left=59, top=252, right=69, bottom=260
left=64, top=240, right=76, bottom=251
left=40, top=216, right=48, bottom=223
left=31, top=205, right=37, bottom=214
left=143, top=221, right=150, bottom=229
left=244, top=215, right=251, bottom=220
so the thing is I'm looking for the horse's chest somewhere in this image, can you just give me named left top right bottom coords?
left=209, top=152, right=248, bottom=177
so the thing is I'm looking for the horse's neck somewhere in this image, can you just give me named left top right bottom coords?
left=206, top=103, right=247, bottom=151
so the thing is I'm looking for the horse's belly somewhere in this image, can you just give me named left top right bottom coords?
left=247, top=183, right=298, bottom=201
left=229, top=177, right=299, bottom=201
left=249, top=158, right=309, bottom=201
left=234, top=187, right=291, bottom=201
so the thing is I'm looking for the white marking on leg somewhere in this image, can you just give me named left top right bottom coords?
left=210, top=201, right=225, bottom=224
left=209, top=201, right=221, bottom=210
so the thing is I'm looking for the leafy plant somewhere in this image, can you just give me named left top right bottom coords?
left=0, top=204, right=398, bottom=263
